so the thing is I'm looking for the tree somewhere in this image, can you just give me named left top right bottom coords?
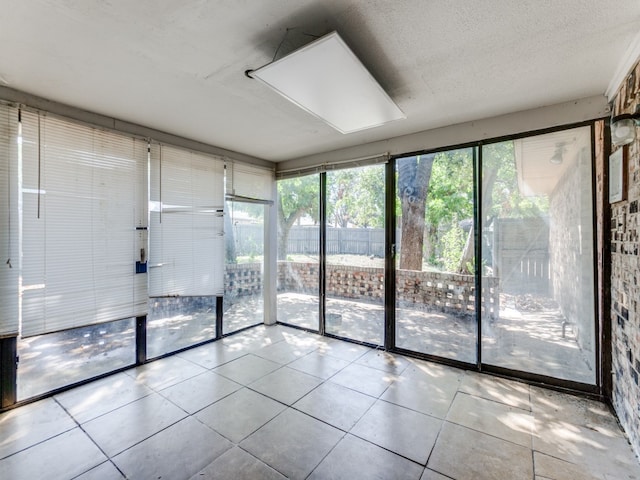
left=397, top=154, right=435, bottom=270
left=277, top=175, right=319, bottom=260
left=482, top=141, right=549, bottom=221
left=327, top=167, right=385, bottom=228
left=423, top=149, right=474, bottom=270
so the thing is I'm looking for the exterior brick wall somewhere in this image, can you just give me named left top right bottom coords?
left=548, top=145, right=596, bottom=372
left=277, top=261, right=500, bottom=319
left=224, top=262, right=263, bottom=298
left=611, top=59, right=640, bottom=459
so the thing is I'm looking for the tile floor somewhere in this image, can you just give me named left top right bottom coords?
left=1, top=324, right=638, bottom=480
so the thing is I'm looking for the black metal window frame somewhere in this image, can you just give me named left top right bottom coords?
left=276, top=118, right=605, bottom=398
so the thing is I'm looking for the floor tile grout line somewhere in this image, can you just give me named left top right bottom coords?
left=0, top=423, right=77, bottom=462
left=341, top=429, right=429, bottom=469
left=158, top=379, right=244, bottom=417
left=189, top=408, right=267, bottom=446
left=375, top=391, right=453, bottom=422
left=53, top=397, right=129, bottom=480
left=440, top=417, right=535, bottom=451
left=234, top=444, right=290, bottom=479
left=7, top=324, right=638, bottom=479
left=303, top=430, right=349, bottom=480
left=178, top=349, right=251, bottom=371
left=66, top=392, right=195, bottom=463
left=285, top=382, right=441, bottom=467
left=61, top=389, right=157, bottom=426
left=452, top=389, right=536, bottom=414
left=0, top=398, right=87, bottom=462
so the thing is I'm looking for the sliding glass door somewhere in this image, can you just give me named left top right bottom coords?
left=276, top=174, right=320, bottom=331
left=325, top=165, right=386, bottom=345
left=480, top=126, right=596, bottom=384
left=224, top=201, right=265, bottom=334
left=274, top=123, right=598, bottom=389
left=394, top=149, right=477, bottom=363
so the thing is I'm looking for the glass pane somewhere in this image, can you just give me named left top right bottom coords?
left=147, top=297, right=216, bottom=358
left=224, top=201, right=265, bottom=334
left=325, top=165, right=385, bottom=345
left=395, top=149, right=477, bottom=362
left=481, top=126, right=596, bottom=384
left=17, top=318, right=135, bottom=400
left=276, top=174, right=320, bottom=330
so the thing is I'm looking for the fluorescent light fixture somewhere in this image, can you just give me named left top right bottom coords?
left=251, top=31, right=405, bottom=134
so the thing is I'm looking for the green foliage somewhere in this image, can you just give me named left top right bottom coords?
left=237, top=202, right=265, bottom=219
left=412, top=148, right=474, bottom=271
left=439, top=224, right=466, bottom=272
left=276, top=140, right=550, bottom=269
left=277, top=174, right=320, bottom=259
left=482, top=141, right=549, bottom=219
left=277, top=174, right=319, bottom=225
left=426, top=149, right=474, bottom=228
left=327, top=166, right=385, bottom=228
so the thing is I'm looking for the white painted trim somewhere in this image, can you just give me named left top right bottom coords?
left=263, top=180, right=278, bottom=326
left=0, top=86, right=274, bottom=169
left=277, top=95, right=609, bottom=173
left=606, top=31, right=640, bottom=101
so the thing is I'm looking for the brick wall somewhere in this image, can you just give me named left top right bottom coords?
left=548, top=144, right=596, bottom=372
left=224, top=262, right=263, bottom=298
left=611, top=59, right=640, bottom=459
left=277, top=261, right=500, bottom=319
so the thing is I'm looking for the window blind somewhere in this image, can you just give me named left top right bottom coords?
left=275, top=153, right=389, bottom=180
left=225, top=161, right=274, bottom=203
left=149, top=144, right=224, bottom=297
left=0, top=104, right=19, bottom=336
left=20, top=111, right=148, bottom=337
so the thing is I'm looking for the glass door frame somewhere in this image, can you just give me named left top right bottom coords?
left=387, top=121, right=603, bottom=396
left=275, top=119, right=604, bottom=396
left=387, top=144, right=481, bottom=372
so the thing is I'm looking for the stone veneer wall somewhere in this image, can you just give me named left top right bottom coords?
left=611, top=59, right=640, bottom=459
left=277, top=261, right=500, bottom=319
left=548, top=145, right=596, bottom=372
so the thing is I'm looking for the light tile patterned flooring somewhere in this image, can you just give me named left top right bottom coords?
left=1, top=324, right=639, bottom=480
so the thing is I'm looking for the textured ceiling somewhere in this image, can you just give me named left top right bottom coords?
left=0, top=0, right=639, bottom=162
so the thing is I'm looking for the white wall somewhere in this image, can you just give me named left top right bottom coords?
left=277, top=95, right=609, bottom=172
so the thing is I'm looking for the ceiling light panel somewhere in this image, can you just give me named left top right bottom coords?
left=252, top=31, right=405, bottom=134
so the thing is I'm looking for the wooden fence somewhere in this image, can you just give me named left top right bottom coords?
left=233, top=224, right=385, bottom=257
left=492, top=218, right=550, bottom=295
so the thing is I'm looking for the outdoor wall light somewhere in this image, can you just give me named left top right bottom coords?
left=549, top=143, right=565, bottom=165
left=247, top=31, right=405, bottom=134
left=611, top=108, right=640, bottom=147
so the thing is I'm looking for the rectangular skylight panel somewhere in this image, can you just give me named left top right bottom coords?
left=252, top=31, right=405, bottom=134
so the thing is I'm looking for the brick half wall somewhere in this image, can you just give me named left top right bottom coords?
left=277, top=262, right=500, bottom=320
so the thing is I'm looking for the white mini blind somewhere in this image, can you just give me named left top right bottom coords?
left=0, top=104, right=19, bottom=337
left=275, top=153, right=389, bottom=180
left=149, top=144, right=224, bottom=297
left=226, top=161, right=274, bottom=202
left=20, top=111, right=148, bottom=337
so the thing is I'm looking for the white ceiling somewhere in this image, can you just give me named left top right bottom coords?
left=1, top=0, right=639, bottom=162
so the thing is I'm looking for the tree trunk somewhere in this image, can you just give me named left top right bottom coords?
left=424, top=224, right=437, bottom=264
left=482, top=165, right=499, bottom=224
left=399, top=198, right=427, bottom=270
left=277, top=225, right=289, bottom=260
left=277, top=203, right=304, bottom=260
left=398, top=154, right=435, bottom=270
left=458, top=224, right=474, bottom=274
left=480, top=165, right=499, bottom=272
